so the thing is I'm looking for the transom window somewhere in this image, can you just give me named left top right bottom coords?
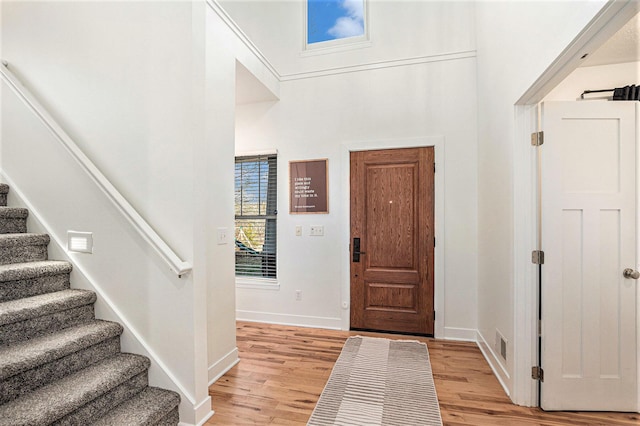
left=307, top=0, right=366, bottom=45
left=234, top=154, right=277, bottom=279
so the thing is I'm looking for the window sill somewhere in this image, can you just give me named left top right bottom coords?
left=235, top=277, right=280, bottom=290
left=301, top=39, right=372, bottom=57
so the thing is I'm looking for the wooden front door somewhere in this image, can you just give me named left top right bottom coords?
left=350, top=147, right=435, bottom=335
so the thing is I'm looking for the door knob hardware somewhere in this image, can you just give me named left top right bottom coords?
left=352, top=237, right=365, bottom=262
left=623, top=268, right=640, bottom=279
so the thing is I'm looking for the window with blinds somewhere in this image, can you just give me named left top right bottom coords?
left=234, top=154, right=277, bottom=278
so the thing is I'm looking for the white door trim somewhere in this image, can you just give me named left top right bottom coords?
left=512, top=0, right=640, bottom=407
left=512, top=104, right=541, bottom=406
left=340, top=136, right=446, bottom=338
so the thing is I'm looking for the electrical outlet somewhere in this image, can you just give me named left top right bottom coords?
left=295, top=290, right=302, bottom=301
left=295, top=225, right=302, bottom=236
left=310, top=225, right=324, bottom=236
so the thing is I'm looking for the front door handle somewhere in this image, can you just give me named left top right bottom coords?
left=352, top=237, right=366, bottom=262
left=623, top=268, right=640, bottom=279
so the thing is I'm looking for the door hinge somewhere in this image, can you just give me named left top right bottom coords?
left=434, top=237, right=436, bottom=247
left=532, top=250, right=545, bottom=265
left=538, top=319, right=542, bottom=337
left=531, top=366, right=544, bottom=382
left=434, top=311, right=436, bottom=321
left=531, top=131, right=544, bottom=146
left=434, top=163, right=436, bottom=173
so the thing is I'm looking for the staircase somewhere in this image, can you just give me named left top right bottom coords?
left=0, top=183, right=180, bottom=425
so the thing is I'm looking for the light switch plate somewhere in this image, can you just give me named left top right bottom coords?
left=217, top=227, right=228, bottom=245
left=310, top=225, right=324, bottom=236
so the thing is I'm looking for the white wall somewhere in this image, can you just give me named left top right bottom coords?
left=1, top=2, right=213, bottom=424
left=2, top=1, right=195, bottom=259
left=475, top=0, right=607, bottom=400
left=232, top=0, right=479, bottom=339
left=220, top=0, right=475, bottom=78
left=202, top=6, right=241, bottom=388
left=546, top=61, right=640, bottom=101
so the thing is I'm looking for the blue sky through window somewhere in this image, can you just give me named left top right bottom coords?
left=307, top=0, right=364, bottom=44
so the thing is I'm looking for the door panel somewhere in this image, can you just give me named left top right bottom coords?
left=541, top=101, right=638, bottom=411
left=350, top=147, right=434, bottom=335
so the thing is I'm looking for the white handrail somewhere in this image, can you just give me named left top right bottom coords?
left=0, top=60, right=192, bottom=278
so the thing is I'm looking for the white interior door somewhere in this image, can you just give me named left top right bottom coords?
left=540, top=101, right=638, bottom=411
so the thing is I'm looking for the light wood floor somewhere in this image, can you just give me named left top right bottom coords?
left=207, top=321, right=640, bottom=425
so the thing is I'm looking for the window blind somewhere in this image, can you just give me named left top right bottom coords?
left=234, top=154, right=277, bottom=278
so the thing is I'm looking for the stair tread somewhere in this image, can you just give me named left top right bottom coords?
left=0, top=233, right=49, bottom=247
left=0, top=353, right=150, bottom=426
left=0, top=289, right=96, bottom=326
left=0, top=319, right=123, bottom=380
left=0, top=207, right=28, bottom=219
left=92, top=386, right=180, bottom=426
left=0, top=260, right=72, bottom=282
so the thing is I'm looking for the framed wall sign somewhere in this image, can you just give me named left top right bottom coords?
left=289, top=159, right=329, bottom=214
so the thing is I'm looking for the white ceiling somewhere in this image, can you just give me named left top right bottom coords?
left=580, top=11, right=640, bottom=67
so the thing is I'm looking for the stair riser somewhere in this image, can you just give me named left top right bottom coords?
left=0, top=219, right=27, bottom=234
left=0, top=305, right=94, bottom=345
left=0, top=194, right=6, bottom=207
left=0, top=337, right=120, bottom=405
left=0, top=244, right=48, bottom=265
left=0, top=273, right=70, bottom=303
left=158, top=408, right=180, bottom=426
left=52, top=371, right=148, bottom=426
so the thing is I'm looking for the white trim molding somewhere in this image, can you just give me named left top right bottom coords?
left=340, top=136, right=445, bottom=337
left=178, top=397, right=214, bottom=426
left=237, top=310, right=342, bottom=330
left=208, top=348, right=240, bottom=385
left=477, top=330, right=511, bottom=398
left=282, top=51, right=476, bottom=81
left=235, top=277, right=280, bottom=290
left=444, top=327, right=477, bottom=342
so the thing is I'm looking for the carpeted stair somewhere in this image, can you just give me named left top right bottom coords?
left=0, top=183, right=180, bottom=425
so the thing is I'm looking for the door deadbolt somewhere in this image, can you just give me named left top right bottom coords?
left=623, top=268, right=640, bottom=279
left=352, top=237, right=365, bottom=263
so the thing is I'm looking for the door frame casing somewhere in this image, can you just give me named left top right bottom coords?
left=340, top=136, right=445, bottom=337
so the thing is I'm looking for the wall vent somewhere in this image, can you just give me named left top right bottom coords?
left=495, top=330, right=507, bottom=361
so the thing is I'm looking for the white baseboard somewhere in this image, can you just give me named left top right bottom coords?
left=477, top=329, right=511, bottom=397
left=443, top=326, right=477, bottom=342
left=237, top=310, right=342, bottom=330
left=178, top=397, right=213, bottom=426
left=208, top=347, right=240, bottom=385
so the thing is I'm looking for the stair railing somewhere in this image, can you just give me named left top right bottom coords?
left=0, top=60, right=192, bottom=278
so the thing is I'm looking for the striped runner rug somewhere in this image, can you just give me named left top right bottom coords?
left=308, top=336, right=443, bottom=426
